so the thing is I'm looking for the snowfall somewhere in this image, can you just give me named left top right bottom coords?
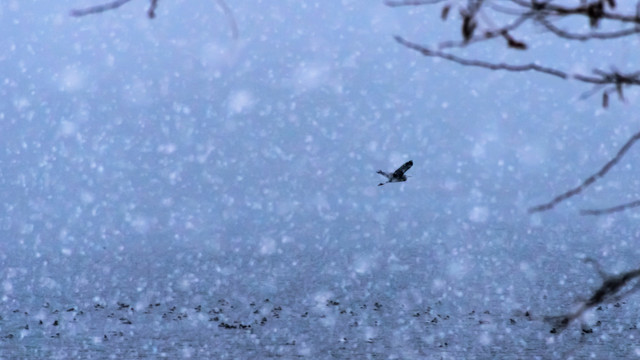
left=3, top=1, right=640, bottom=359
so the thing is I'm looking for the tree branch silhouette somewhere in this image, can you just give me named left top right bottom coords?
left=385, top=0, right=447, bottom=7
left=148, top=0, right=158, bottom=18
left=529, top=130, right=640, bottom=213
left=546, top=258, right=640, bottom=333
left=580, top=200, right=640, bottom=215
left=391, top=1, right=640, bottom=215
left=389, top=0, right=640, bottom=105
left=214, top=0, right=239, bottom=39
left=70, top=0, right=136, bottom=17
left=395, top=35, right=640, bottom=98
left=70, top=0, right=239, bottom=38
left=537, top=17, right=640, bottom=41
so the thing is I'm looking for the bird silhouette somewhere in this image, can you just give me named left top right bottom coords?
left=377, top=160, right=413, bottom=186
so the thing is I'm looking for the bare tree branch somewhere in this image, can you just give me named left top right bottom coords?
left=398, top=34, right=640, bottom=94
left=215, top=0, right=239, bottom=39
left=70, top=0, right=239, bottom=38
left=148, top=0, right=158, bottom=18
left=580, top=199, right=640, bottom=215
left=537, top=16, right=640, bottom=40
left=71, top=0, right=157, bottom=18
left=529, top=130, right=640, bottom=213
left=437, top=13, right=532, bottom=49
left=512, top=0, right=640, bottom=25
left=394, top=35, right=570, bottom=78
left=486, top=2, right=528, bottom=16
left=70, top=0, right=134, bottom=17
left=385, top=0, right=447, bottom=7
left=392, top=2, right=640, bottom=215
left=389, top=0, right=640, bottom=107
left=396, top=35, right=640, bottom=92
left=546, top=259, right=640, bottom=333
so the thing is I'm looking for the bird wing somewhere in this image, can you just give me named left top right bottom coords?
left=393, top=160, right=413, bottom=177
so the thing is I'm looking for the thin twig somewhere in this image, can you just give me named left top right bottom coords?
left=546, top=260, right=640, bottom=333
left=581, top=199, right=640, bottom=215
left=510, top=0, right=640, bottom=24
left=395, top=35, right=569, bottom=79
left=538, top=17, right=640, bottom=40
left=438, top=13, right=532, bottom=49
left=487, top=2, right=528, bottom=16
left=398, top=36, right=640, bottom=87
left=529, top=130, right=640, bottom=213
left=215, top=0, right=239, bottom=39
left=71, top=0, right=238, bottom=39
left=70, top=0, right=134, bottom=17
left=148, top=0, right=158, bottom=18
left=385, top=0, right=446, bottom=7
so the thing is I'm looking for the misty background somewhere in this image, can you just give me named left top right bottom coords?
left=2, top=0, right=640, bottom=358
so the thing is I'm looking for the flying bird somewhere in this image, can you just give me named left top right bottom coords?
left=377, top=160, right=413, bottom=186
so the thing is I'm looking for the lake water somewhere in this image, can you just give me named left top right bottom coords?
left=3, top=221, right=640, bottom=359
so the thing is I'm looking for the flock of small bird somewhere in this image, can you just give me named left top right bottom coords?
left=0, top=297, right=499, bottom=344
left=2, top=295, right=628, bottom=345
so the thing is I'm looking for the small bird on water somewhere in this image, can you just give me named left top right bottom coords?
left=377, top=160, right=413, bottom=186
